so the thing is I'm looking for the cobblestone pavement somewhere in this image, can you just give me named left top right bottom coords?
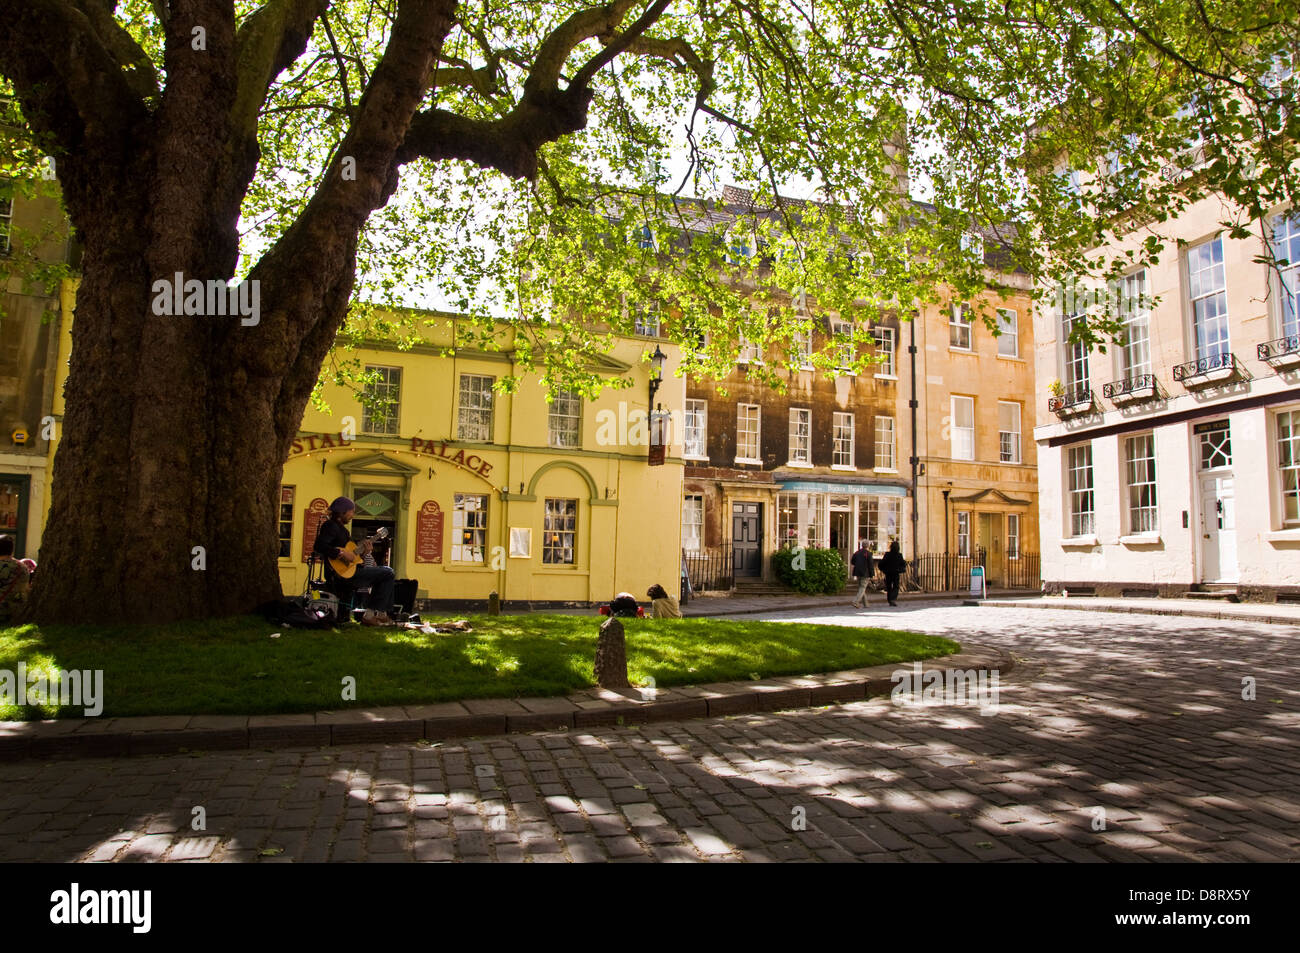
left=1, top=605, right=1297, bottom=862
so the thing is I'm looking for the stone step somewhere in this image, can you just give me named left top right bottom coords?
left=1184, top=587, right=1239, bottom=602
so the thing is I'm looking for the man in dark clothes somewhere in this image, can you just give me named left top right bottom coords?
left=849, top=540, right=875, bottom=608
left=313, top=496, right=396, bottom=625
left=879, top=540, right=907, bottom=606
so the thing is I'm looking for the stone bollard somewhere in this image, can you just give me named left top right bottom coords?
left=594, top=616, right=630, bottom=689
left=488, top=591, right=500, bottom=616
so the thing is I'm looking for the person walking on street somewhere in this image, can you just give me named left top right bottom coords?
left=880, top=540, right=907, bottom=606
left=849, top=540, right=876, bottom=608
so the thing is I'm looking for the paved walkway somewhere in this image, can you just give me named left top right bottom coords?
left=1, top=603, right=1296, bottom=862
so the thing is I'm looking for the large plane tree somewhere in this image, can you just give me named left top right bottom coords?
left=0, top=0, right=1293, bottom=623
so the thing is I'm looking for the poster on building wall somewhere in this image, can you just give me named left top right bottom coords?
left=301, top=497, right=329, bottom=563
left=509, top=527, right=532, bottom=558
left=415, top=500, right=444, bottom=563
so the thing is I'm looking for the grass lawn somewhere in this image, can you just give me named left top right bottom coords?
left=0, top=614, right=959, bottom=720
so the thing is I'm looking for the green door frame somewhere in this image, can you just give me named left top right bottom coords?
left=0, top=474, right=31, bottom=559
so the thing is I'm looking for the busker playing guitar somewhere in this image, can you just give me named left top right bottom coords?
left=313, top=496, right=397, bottom=626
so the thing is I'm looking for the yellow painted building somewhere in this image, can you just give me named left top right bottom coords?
left=42, top=299, right=686, bottom=607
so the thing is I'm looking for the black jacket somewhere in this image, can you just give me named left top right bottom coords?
left=850, top=549, right=875, bottom=578
left=880, top=550, right=906, bottom=577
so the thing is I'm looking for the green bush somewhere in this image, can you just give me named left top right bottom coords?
left=772, top=545, right=847, bottom=595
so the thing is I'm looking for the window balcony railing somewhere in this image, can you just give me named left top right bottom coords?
left=1048, top=384, right=1095, bottom=417
left=1102, top=373, right=1160, bottom=405
left=1172, top=352, right=1238, bottom=389
left=1258, top=335, right=1300, bottom=369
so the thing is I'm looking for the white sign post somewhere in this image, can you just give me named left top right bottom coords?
left=969, top=565, right=987, bottom=600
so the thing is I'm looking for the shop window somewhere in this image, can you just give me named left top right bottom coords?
left=453, top=493, right=488, bottom=562
left=777, top=492, right=823, bottom=548
left=458, top=374, right=495, bottom=442
left=543, top=498, right=576, bottom=564
left=278, top=486, right=295, bottom=559
left=361, top=365, right=401, bottom=435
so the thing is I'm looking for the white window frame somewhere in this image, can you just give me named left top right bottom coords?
left=1188, top=236, right=1230, bottom=362
left=0, top=185, right=12, bottom=256
left=1273, top=211, right=1300, bottom=338
left=831, top=319, right=856, bottom=370
left=949, top=304, right=972, bottom=351
left=1117, top=270, right=1152, bottom=377
left=737, top=333, right=763, bottom=365
left=452, top=493, right=489, bottom=563
left=1277, top=410, right=1300, bottom=527
left=682, top=494, right=704, bottom=553
left=792, top=328, right=814, bottom=369
left=683, top=398, right=708, bottom=459
left=951, top=395, right=975, bottom=461
left=1063, top=309, right=1090, bottom=391
left=874, top=415, right=896, bottom=471
left=996, top=308, right=1018, bottom=358
left=873, top=326, right=897, bottom=378
left=962, top=232, right=984, bottom=264
left=1125, top=433, right=1158, bottom=535
left=1007, top=514, right=1020, bottom=560
left=1067, top=444, right=1095, bottom=538
left=632, top=301, right=661, bottom=337
left=547, top=388, right=582, bottom=449
left=832, top=412, right=855, bottom=469
left=788, top=407, right=811, bottom=465
left=542, top=498, right=577, bottom=565
left=956, top=511, right=970, bottom=556
left=736, top=404, right=762, bottom=464
left=457, top=373, right=495, bottom=443
left=361, top=365, right=402, bottom=436
left=998, top=401, right=1021, bottom=464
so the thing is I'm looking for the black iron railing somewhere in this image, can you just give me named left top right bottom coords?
left=1048, top=385, right=1094, bottom=414
left=1172, top=351, right=1236, bottom=382
left=1102, top=373, right=1158, bottom=401
left=683, top=548, right=733, bottom=593
left=1258, top=335, right=1300, bottom=363
left=905, top=549, right=1040, bottom=592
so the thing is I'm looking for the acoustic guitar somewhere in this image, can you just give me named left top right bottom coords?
left=329, top=527, right=389, bottom=580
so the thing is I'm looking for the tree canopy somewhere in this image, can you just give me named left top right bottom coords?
left=5, top=1, right=1295, bottom=384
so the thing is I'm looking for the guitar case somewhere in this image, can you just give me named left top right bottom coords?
left=393, top=578, right=418, bottom=615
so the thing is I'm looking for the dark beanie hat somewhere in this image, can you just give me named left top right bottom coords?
left=329, top=496, right=355, bottom=515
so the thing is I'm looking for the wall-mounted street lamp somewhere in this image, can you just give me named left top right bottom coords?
left=647, top=344, right=667, bottom=406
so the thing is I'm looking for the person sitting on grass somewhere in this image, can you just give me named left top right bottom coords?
left=647, top=583, right=682, bottom=618
left=0, top=535, right=31, bottom=624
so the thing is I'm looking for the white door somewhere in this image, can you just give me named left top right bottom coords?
left=1199, top=474, right=1238, bottom=583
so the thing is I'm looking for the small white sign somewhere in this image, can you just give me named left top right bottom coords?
left=509, top=527, right=532, bottom=558
left=969, top=566, right=986, bottom=599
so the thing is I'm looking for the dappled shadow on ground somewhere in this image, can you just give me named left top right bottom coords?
left=0, top=606, right=1297, bottom=862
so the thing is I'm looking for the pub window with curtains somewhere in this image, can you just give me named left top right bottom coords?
left=543, top=498, right=577, bottom=564
left=453, top=493, right=488, bottom=562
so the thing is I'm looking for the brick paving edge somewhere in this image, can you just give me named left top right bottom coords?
left=0, top=644, right=1013, bottom=763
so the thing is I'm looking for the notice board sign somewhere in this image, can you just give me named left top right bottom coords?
left=415, top=500, right=444, bottom=563
left=302, top=497, right=329, bottom=563
left=648, top=410, right=668, bottom=467
left=969, top=565, right=986, bottom=599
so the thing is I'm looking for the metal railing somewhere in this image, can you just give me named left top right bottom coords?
left=905, top=549, right=1040, bottom=592
left=1048, top=385, right=1094, bottom=414
left=1172, top=351, right=1236, bottom=382
left=1258, top=335, right=1300, bottom=363
left=1102, top=373, right=1158, bottom=401
left=683, top=547, right=733, bottom=593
